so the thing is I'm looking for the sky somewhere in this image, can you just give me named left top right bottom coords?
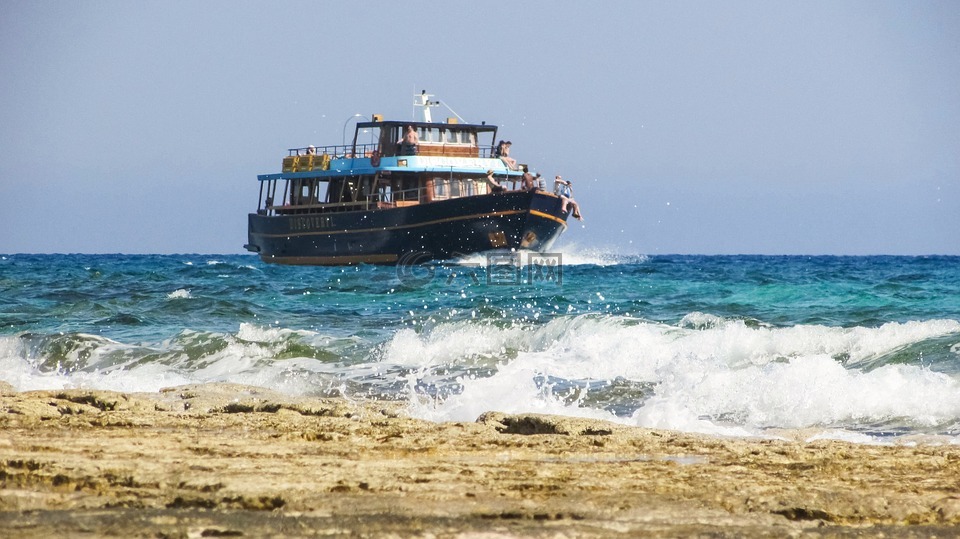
left=1, top=1, right=957, bottom=255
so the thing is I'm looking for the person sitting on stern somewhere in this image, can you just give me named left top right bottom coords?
left=554, top=176, right=583, bottom=221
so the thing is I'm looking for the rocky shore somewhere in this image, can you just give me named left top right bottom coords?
left=1, top=382, right=958, bottom=537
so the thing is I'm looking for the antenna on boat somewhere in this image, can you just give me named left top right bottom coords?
left=413, top=90, right=440, bottom=123
left=441, top=101, right=467, bottom=124
left=413, top=90, right=468, bottom=123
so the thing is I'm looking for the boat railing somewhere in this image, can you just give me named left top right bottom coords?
left=365, top=179, right=493, bottom=208
left=286, top=143, right=500, bottom=160
left=269, top=178, right=501, bottom=216
left=282, top=143, right=381, bottom=173
left=364, top=185, right=421, bottom=208
left=287, top=143, right=378, bottom=158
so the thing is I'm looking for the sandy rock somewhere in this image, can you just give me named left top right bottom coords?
left=933, top=495, right=960, bottom=522
left=1, top=384, right=959, bottom=537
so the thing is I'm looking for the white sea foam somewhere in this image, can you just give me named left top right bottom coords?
left=167, top=289, right=192, bottom=299
left=0, top=325, right=339, bottom=396
left=445, top=246, right=639, bottom=268
left=805, top=429, right=892, bottom=445
left=380, top=322, right=528, bottom=367
left=236, top=322, right=313, bottom=343
left=551, top=243, right=644, bottom=266
left=3, top=316, right=959, bottom=443
left=397, top=316, right=960, bottom=441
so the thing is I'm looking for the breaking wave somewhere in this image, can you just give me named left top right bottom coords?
left=5, top=314, right=957, bottom=442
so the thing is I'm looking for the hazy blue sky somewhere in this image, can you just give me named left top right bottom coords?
left=1, top=1, right=957, bottom=255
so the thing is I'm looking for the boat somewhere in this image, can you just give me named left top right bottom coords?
left=244, top=92, right=572, bottom=265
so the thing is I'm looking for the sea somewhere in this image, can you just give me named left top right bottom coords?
left=2, top=251, right=959, bottom=444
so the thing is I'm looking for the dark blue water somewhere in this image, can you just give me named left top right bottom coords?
left=2, top=252, right=959, bottom=442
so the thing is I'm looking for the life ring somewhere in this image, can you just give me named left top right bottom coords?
left=370, top=150, right=381, bottom=167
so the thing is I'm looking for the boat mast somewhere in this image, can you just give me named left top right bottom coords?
left=414, top=90, right=440, bottom=123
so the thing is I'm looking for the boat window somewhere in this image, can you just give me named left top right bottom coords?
left=449, top=179, right=460, bottom=197
left=433, top=178, right=447, bottom=198
left=418, top=127, right=437, bottom=142
left=444, top=129, right=457, bottom=143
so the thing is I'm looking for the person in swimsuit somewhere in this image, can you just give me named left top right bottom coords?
left=485, top=169, right=506, bottom=193
left=498, top=141, right=518, bottom=170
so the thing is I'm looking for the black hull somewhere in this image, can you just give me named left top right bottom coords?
left=246, top=191, right=569, bottom=265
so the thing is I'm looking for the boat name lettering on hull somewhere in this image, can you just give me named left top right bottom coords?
left=289, top=215, right=333, bottom=231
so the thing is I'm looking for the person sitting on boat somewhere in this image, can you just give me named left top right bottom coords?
left=498, top=141, right=518, bottom=170
left=306, top=145, right=316, bottom=155
left=485, top=170, right=506, bottom=194
left=521, top=171, right=539, bottom=192
left=399, top=125, right=419, bottom=156
left=554, top=176, right=583, bottom=221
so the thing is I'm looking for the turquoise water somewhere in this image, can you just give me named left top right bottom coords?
left=2, top=252, right=959, bottom=443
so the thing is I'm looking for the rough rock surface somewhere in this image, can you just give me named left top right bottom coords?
left=1, top=384, right=958, bottom=537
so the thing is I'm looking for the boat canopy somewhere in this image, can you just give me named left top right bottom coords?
left=357, top=119, right=497, bottom=133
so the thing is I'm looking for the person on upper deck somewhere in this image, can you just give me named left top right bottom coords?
left=496, top=140, right=518, bottom=170
left=554, top=176, right=583, bottom=221
left=399, top=125, right=420, bottom=156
